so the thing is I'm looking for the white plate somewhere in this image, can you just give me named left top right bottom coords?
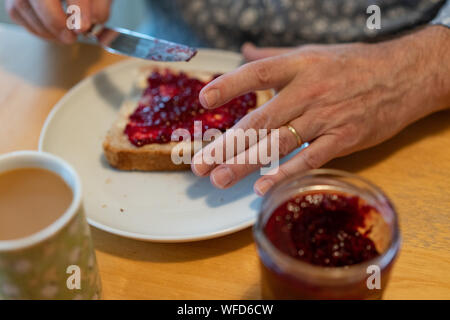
left=39, top=49, right=264, bottom=242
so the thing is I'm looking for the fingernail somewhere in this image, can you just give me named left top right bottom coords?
left=200, top=89, right=220, bottom=108
left=59, top=29, right=75, bottom=44
left=191, top=153, right=209, bottom=176
left=254, top=179, right=274, bottom=196
left=211, top=167, right=234, bottom=188
left=192, top=164, right=210, bottom=176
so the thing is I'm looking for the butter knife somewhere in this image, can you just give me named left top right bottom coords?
left=87, top=24, right=197, bottom=62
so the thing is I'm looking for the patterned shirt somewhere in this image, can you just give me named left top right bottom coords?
left=138, top=0, right=450, bottom=49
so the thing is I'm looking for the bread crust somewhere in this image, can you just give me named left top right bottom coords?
left=103, top=68, right=273, bottom=171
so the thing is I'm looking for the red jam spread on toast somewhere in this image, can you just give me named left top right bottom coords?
left=125, top=69, right=257, bottom=146
left=264, top=192, right=380, bottom=267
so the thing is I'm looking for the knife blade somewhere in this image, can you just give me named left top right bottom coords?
left=87, top=25, right=197, bottom=62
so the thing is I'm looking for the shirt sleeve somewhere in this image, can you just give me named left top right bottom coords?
left=430, top=1, right=450, bottom=27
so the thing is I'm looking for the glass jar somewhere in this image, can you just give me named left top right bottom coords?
left=253, top=169, right=401, bottom=300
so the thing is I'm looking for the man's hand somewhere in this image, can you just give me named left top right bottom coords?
left=5, top=0, right=112, bottom=43
left=191, top=26, right=450, bottom=196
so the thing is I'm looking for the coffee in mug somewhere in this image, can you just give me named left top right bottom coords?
left=0, top=151, right=101, bottom=300
left=0, top=168, right=73, bottom=241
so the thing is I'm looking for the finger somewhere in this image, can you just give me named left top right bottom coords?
left=67, top=0, right=92, bottom=33
left=6, top=0, right=53, bottom=39
left=91, top=0, right=112, bottom=23
left=287, top=113, right=327, bottom=145
left=199, top=55, right=297, bottom=109
left=192, top=92, right=296, bottom=177
left=29, top=0, right=76, bottom=43
left=209, top=126, right=298, bottom=189
left=192, top=83, right=323, bottom=177
left=208, top=114, right=324, bottom=189
left=242, top=42, right=295, bottom=61
left=254, top=134, right=341, bottom=196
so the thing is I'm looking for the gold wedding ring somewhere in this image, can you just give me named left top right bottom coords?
left=286, top=124, right=303, bottom=147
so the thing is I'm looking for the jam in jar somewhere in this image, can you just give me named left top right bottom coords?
left=253, top=169, right=401, bottom=299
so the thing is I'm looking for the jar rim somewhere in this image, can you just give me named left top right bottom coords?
left=253, top=169, right=401, bottom=284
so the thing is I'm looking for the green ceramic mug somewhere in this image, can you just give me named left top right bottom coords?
left=0, top=151, right=101, bottom=300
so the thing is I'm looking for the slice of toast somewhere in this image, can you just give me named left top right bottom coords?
left=103, top=67, right=273, bottom=171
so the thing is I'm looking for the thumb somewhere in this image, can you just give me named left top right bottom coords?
left=241, top=42, right=295, bottom=61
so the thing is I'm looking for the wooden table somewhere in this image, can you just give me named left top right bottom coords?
left=1, top=24, right=449, bottom=300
